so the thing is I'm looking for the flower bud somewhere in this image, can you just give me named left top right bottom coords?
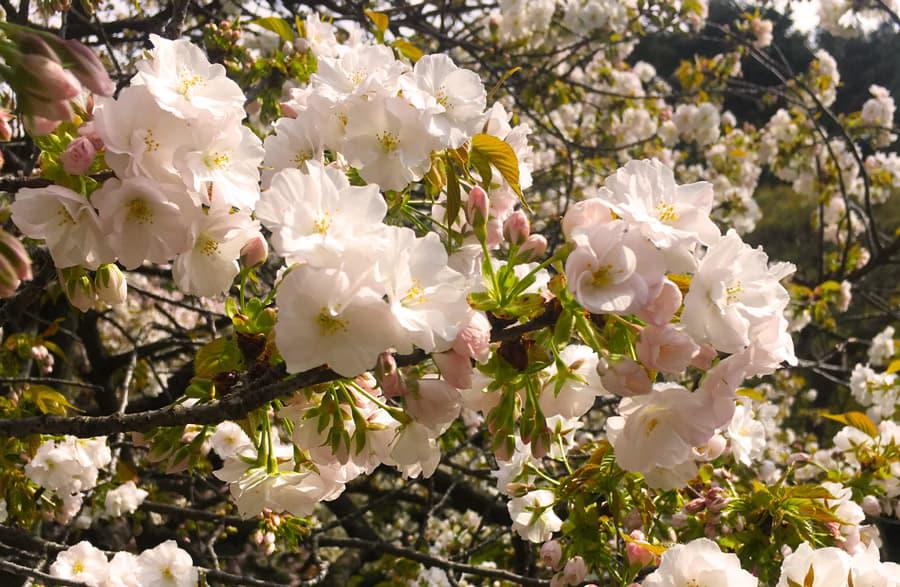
left=625, top=531, right=655, bottom=567
left=61, top=269, right=95, bottom=312
left=503, top=210, right=530, bottom=245
left=22, top=55, right=81, bottom=102
left=94, top=264, right=127, bottom=306
left=240, top=235, right=268, bottom=267
left=562, top=556, right=587, bottom=585
left=465, top=186, right=489, bottom=227
left=540, top=540, right=562, bottom=569
left=519, top=234, right=548, bottom=261
left=684, top=497, right=706, bottom=514
left=61, top=136, right=97, bottom=176
left=0, top=111, right=13, bottom=142
left=0, top=230, right=32, bottom=285
left=60, top=39, right=116, bottom=97
left=78, top=122, right=105, bottom=150
left=862, top=495, right=881, bottom=517
left=376, top=351, right=406, bottom=398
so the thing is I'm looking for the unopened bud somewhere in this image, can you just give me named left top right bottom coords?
left=60, top=39, right=115, bottom=97
left=540, top=540, right=562, bottom=569
left=60, top=268, right=95, bottom=312
left=0, top=111, right=13, bottom=142
left=684, top=497, right=706, bottom=514
left=465, top=186, right=489, bottom=227
left=0, top=230, right=32, bottom=283
left=503, top=210, right=530, bottom=245
left=519, top=234, right=547, bottom=260
left=22, top=55, right=81, bottom=102
left=61, top=136, right=97, bottom=176
left=94, top=264, right=127, bottom=306
left=862, top=495, right=881, bottom=517
left=240, top=235, right=268, bottom=267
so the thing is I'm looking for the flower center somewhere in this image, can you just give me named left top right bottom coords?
left=377, top=131, right=400, bottom=153
left=56, top=204, right=76, bottom=227
left=725, top=281, right=742, bottom=304
left=195, top=234, right=219, bottom=257
left=293, top=150, right=313, bottom=167
left=178, top=70, right=205, bottom=96
left=656, top=202, right=679, bottom=223
left=402, top=279, right=428, bottom=305
left=316, top=309, right=347, bottom=336
left=127, top=199, right=154, bottom=224
left=143, top=129, right=160, bottom=152
left=313, top=212, right=332, bottom=235
left=436, top=87, right=450, bottom=108
left=645, top=417, right=659, bottom=436
left=590, top=264, right=615, bottom=288
left=72, top=561, right=84, bottom=574
left=204, top=151, right=230, bottom=170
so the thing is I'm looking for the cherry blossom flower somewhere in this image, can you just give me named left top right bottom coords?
left=134, top=34, right=246, bottom=121
left=274, top=264, right=399, bottom=377
left=642, top=538, right=757, bottom=587
left=11, top=184, right=113, bottom=269
left=92, top=177, right=197, bottom=269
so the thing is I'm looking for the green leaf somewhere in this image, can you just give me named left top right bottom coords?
left=393, top=39, right=423, bottom=62
left=470, top=134, right=529, bottom=210
left=365, top=10, right=389, bottom=41
left=251, top=17, right=294, bottom=42
left=887, top=359, right=900, bottom=374
left=22, top=385, right=80, bottom=416
left=822, top=411, right=879, bottom=437
left=195, top=337, right=245, bottom=378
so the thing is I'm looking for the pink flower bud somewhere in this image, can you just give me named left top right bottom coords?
left=465, top=186, right=489, bottom=226
left=503, top=210, right=530, bottom=245
left=520, top=234, right=548, bottom=261
left=0, top=230, right=32, bottom=283
left=23, top=55, right=82, bottom=101
left=636, top=324, right=699, bottom=374
left=0, top=111, right=13, bottom=142
left=625, top=531, right=655, bottom=567
left=61, top=39, right=115, bottom=97
left=452, top=311, right=492, bottom=363
left=240, top=235, right=268, bottom=267
left=61, top=137, right=96, bottom=175
left=433, top=349, right=473, bottom=390
left=540, top=540, right=562, bottom=569
left=598, top=357, right=651, bottom=397
left=376, top=352, right=406, bottom=398
left=78, top=121, right=105, bottom=150
left=636, top=278, right=682, bottom=326
left=562, top=556, right=587, bottom=585
left=684, top=497, right=706, bottom=514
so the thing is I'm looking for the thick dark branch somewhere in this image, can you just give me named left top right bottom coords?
left=0, top=304, right=558, bottom=438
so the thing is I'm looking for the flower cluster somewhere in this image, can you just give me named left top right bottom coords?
left=12, top=34, right=265, bottom=301
left=50, top=540, right=197, bottom=587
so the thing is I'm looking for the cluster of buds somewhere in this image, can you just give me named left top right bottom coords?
left=59, top=263, right=127, bottom=312
left=0, top=23, right=114, bottom=134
